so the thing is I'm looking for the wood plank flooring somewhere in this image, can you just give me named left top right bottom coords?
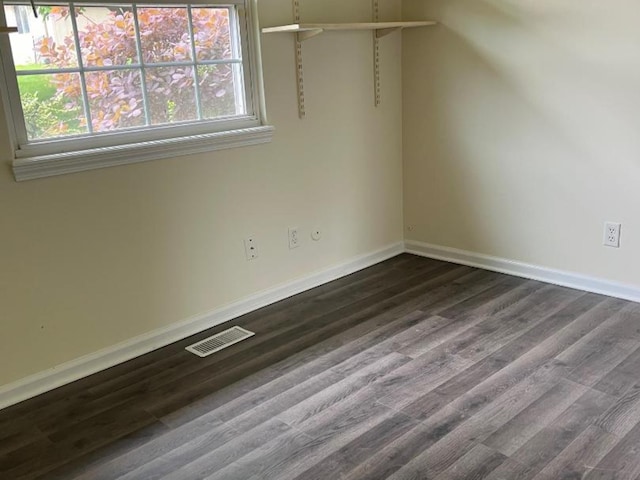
left=2, top=254, right=640, bottom=479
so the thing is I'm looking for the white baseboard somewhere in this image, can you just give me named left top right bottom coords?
left=405, top=240, right=640, bottom=303
left=0, top=242, right=404, bottom=411
left=6, top=239, right=637, bottom=411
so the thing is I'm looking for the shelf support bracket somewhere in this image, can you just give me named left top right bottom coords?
left=376, top=26, right=401, bottom=38
left=297, top=29, right=323, bottom=42
left=372, top=0, right=381, bottom=106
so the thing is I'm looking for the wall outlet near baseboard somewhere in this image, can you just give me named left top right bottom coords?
left=604, top=222, right=621, bottom=248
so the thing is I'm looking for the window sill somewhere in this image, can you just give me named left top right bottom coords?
left=12, top=125, right=275, bottom=181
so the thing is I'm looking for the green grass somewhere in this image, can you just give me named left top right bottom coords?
left=15, top=63, right=42, bottom=71
left=16, top=65, right=57, bottom=99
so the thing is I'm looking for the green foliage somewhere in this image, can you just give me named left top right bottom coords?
left=20, top=91, right=84, bottom=139
left=37, top=6, right=53, bottom=19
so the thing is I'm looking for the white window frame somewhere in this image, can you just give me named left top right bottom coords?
left=0, top=0, right=272, bottom=181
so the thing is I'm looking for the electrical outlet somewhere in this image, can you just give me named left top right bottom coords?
left=604, top=222, right=621, bottom=248
left=288, top=227, right=300, bottom=249
left=244, top=237, right=259, bottom=260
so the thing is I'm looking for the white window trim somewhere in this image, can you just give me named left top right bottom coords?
left=0, top=0, right=273, bottom=181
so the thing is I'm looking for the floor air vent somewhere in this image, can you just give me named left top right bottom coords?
left=186, top=326, right=255, bottom=357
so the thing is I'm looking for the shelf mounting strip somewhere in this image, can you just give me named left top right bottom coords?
left=373, top=0, right=381, bottom=107
left=293, top=0, right=306, bottom=118
left=290, top=0, right=384, bottom=118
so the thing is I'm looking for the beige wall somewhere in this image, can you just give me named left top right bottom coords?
left=0, top=0, right=404, bottom=387
left=403, top=0, right=640, bottom=287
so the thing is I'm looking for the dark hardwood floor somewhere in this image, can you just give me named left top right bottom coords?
left=2, top=254, right=640, bottom=479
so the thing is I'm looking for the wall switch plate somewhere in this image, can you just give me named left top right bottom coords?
left=604, top=222, right=621, bottom=248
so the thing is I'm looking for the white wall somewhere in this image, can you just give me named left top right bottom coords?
left=403, top=0, right=640, bottom=288
left=0, top=0, right=404, bottom=387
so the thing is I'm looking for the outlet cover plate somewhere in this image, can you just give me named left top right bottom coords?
left=604, top=222, right=621, bottom=248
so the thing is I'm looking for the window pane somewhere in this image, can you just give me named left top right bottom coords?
left=137, top=7, right=192, bottom=64
left=6, top=5, right=78, bottom=70
left=146, top=66, right=197, bottom=124
left=75, top=6, right=138, bottom=67
left=198, top=64, right=238, bottom=119
left=191, top=8, right=231, bottom=61
left=85, top=70, right=145, bottom=132
left=17, top=73, right=87, bottom=140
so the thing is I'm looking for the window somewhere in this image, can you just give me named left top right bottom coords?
left=0, top=0, right=272, bottom=180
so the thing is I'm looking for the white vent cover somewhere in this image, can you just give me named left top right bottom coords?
left=186, top=326, right=255, bottom=358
